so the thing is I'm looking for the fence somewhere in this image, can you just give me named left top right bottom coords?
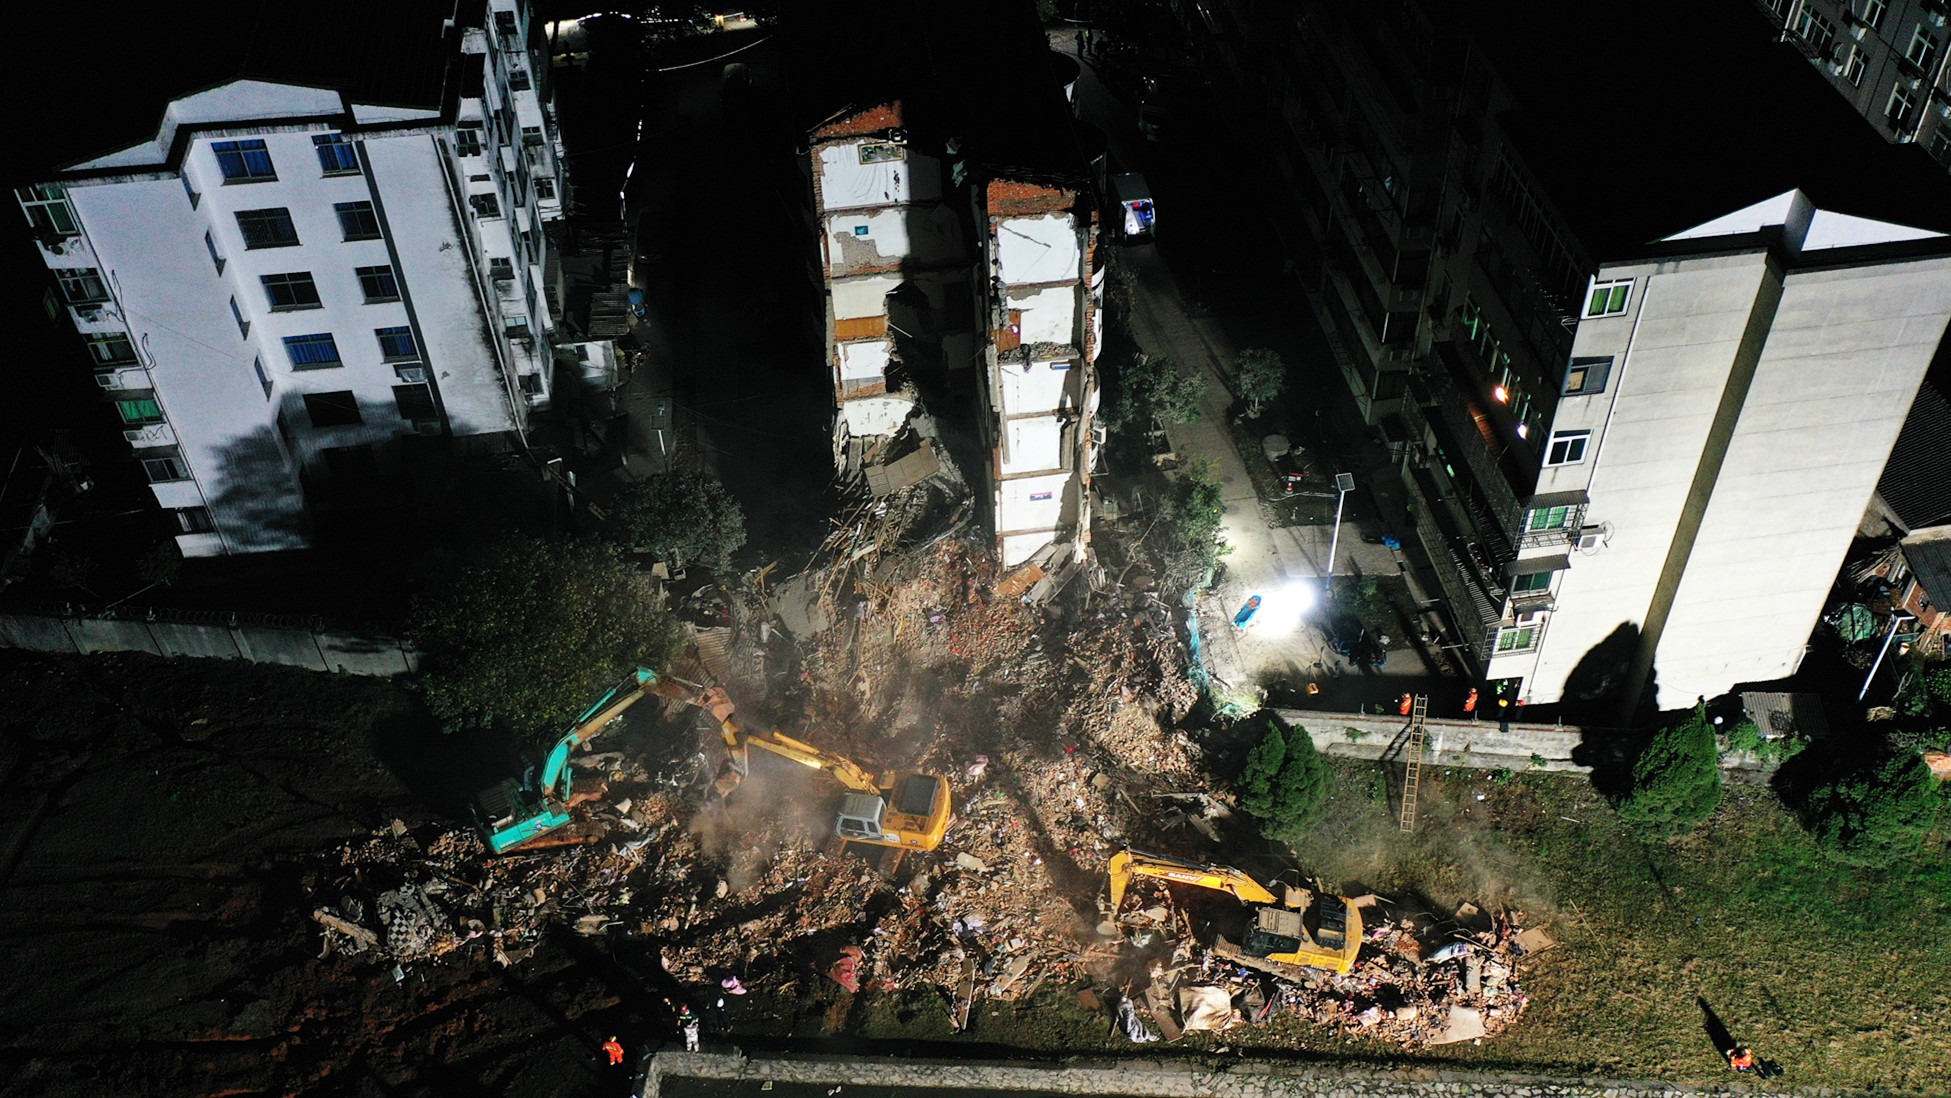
left=0, top=605, right=417, bottom=677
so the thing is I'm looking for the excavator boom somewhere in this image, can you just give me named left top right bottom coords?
left=1107, top=849, right=1281, bottom=910
left=1105, top=849, right=1362, bottom=976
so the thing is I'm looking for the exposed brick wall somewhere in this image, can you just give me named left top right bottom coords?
left=812, top=101, right=905, bottom=142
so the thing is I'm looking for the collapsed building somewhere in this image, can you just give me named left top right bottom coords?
left=790, top=0, right=1104, bottom=569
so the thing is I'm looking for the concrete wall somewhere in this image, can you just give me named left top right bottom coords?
left=1274, top=709, right=1772, bottom=775
left=0, top=612, right=415, bottom=676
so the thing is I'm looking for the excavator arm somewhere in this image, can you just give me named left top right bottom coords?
left=535, top=667, right=662, bottom=802
left=1107, top=849, right=1281, bottom=912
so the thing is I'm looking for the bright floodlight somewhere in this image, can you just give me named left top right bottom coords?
left=1253, top=582, right=1317, bottom=637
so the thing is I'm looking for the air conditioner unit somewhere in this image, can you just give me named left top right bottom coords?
left=74, top=305, right=105, bottom=322
left=1576, top=526, right=1606, bottom=551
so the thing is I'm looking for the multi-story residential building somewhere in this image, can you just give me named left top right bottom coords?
left=1748, top=0, right=1951, bottom=170
left=1486, top=191, right=1951, bottom=709
left=795, top=0, right=1101, bottom=569
left=14, top=0, right=568, bottom=557
left=1181, top=0, right=1951, bottom=704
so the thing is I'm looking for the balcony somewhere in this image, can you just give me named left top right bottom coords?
left=94, top=366, right=149, bottom=392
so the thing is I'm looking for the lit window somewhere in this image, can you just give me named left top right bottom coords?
left=1845, top=46, right=1866, bottom=86
left=235, top=207, right=299, bottom=249
left=116, top=397, right=164, bottom=425
left=334, top=201, right=381, bottom=241
left=283, top=333, right=343, bottom=369
left=1528, top=506, right=1572, bottom=532
left=1585, top=280, right=1631, bottom=318
left=261, top=272, right=321, bottom=310
left=376, top=325, right=418, bottom=360
left=1906, top=27, right=1939, bottom=68
left=313, top=133, right=360, bottom=174
left=85, top=333, right=137, bottom=365
left=1563, top=356, right=1613, bottom=396
left=1545, top=430, right=1591, bottom=466
left=1793, top=5, right=1836, bottom=53
left=1861, top=0, right=1886, bottom=28
left=356, top=265, right=401, bottom=303
left=1887, top=87, right=1917, bottom=127
left=211, top=139, right=275, bottom=182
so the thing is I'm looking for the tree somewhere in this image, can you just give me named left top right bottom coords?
left=1237, top=716, right=1332, bottom=846
left=1615, top=704, right=1723, bottom=836
left=1232, top=348, right=1287, bottom=418
left=1804, top=750, right=1944, bottom=867
left=407, top=535, right=683, bottom=732
left=1115, top=353, right=1206, bottom=427
left=1154, top=461, right=1230, bottom=595
left=1896, top=664, right=1951, bottom=721
left=609, top=471, right=747, bottom=575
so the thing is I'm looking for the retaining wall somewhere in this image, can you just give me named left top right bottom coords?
left=0, top=611, right=416, bottom=676
left=1275, top=710, right=1772, bottom=775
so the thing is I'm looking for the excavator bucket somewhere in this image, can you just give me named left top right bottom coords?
left=711, top=741, right=750, bottom=798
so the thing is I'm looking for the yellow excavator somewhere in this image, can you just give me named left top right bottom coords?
left=1106, top=849, right=1363, bottom=977
left=653, top=672, right=953, bottom=852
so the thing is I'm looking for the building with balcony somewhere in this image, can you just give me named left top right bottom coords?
left=1182, top=0, right=1951, bottom=695
left=13, top=0, right=568, bottom=557
left=792, top=0, right=1102, bottom=569
left=1747, top=0, right=1951, bottom=171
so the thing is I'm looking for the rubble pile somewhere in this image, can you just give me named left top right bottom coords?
left=1104, top=888, right=1549, bottom=1048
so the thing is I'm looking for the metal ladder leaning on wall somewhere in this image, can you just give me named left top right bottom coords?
left=1399, top=694, right=1428, bottom=833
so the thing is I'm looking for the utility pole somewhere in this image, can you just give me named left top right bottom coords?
left=1325, top=472, right=1354, bottom=601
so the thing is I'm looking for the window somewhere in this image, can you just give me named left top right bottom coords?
left=393, top=383, right=437, bottom=420
left=261, top=272, right=320, bottom=310
left=313, top=133, right=360, bottom=174
left=142, top=452, right=190, bottom=482
left=1563, top=356, right=1613, bottom=395
left=1794, top=5, right=1836, bottom=53
left=375, top=325, right=418, bottom=360
left=334, top=200, right=381, bottom=241
left=235, top=207, right=299, bottom=249
left=116, top=397, right=163, bottom=425
left=535, top=177, right=556, bottom=201
left=57, top=267, right=109, bottom=304
left=230, top=296, right=250, bottom=338
left=488, top=256, right=515, bottom=280
left=1846, top=46, right=1867, bottom=85
left=85, top=333, right=137, bottom=365
left=1585, top=279, right=1631, bottom=317
left=1887, top=87, right=1917, bottom=127
left=520, top=125, right=544, bottom=148
left=1545, top=430, right=1591, bottom=466
left=1861, top=0, right=1886, bottom=27
left=508, top=67, right=531, bottom=92
left=181, top=172, right=201, bottom=209
left=1933, top=128, right=1951, bottom=165
left=170, top=507, right=216, bottom=534
left=204, top=230, right=226, bottom=273
left=469, top=192, right=501, bottom=219
left=1528, top=506, right=1572, bottom=532
left=1511, top=571, right=1553, bottom=595
left=356, top=265, right=400, bottom=302
left=283, top=333, right=342, bottom=368
left=1495, top=625, right=1538, bottom=652
left=303, top=390, right=363, bottom=427
left=456, top=123, right=484, bottom=157
left=211, top=138, right=275, bottom=182
left=17, top=184, right=77, bottom=239
left=252, top=355, right=272, bottom=398
left=504, top=314, right=531, bottom=339
left=859, top=142, right=905, bottom=164
left=1907, top=27, right=1939, bottom=68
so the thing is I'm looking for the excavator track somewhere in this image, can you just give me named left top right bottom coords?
left=1211, top=938, right=1346, bottom=984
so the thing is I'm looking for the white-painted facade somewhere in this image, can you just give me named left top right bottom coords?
left=1487, top=191, right=1951, bottom=709
left=17, top=0, right=565, bottom=557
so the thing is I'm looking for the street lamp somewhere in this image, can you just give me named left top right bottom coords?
left=1325, top=472, right=1354, bottom=601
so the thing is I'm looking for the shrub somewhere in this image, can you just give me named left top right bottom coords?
left=1804, top=751, right=1944, bottom=868
left=1721, top=717, right=1806, bottom=764
left=1154, top=461, right=1230, bottom=596
left=608, top=471, right=747, bottom=575
left=1114, top=353, right=1206, bottom=427
left=1615, top=704, right=1723, bottom=837
left=1238, top=716, right=1333, bottom=846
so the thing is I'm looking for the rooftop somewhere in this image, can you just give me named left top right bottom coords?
left=1902, top=525, right=1951, bottom=614
left=1878, top=383, right=1951, bottom=533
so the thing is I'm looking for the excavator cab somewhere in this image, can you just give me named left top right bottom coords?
left=835, top=773, right=949, bottom=848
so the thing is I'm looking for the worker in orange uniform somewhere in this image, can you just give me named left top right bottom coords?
left=1463, top=687, right=1479, bottom=718
left=602, top=1036, right=625, bottom=1066
left=1398, top=693, right=1413, bottom=716
left=1726, top=1046, right=1756, bottom=1073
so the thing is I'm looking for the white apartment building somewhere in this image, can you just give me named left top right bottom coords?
left=1487, top=190, right=1951, bottom=710
left=16, top=0, right=567, bottom=556
left=1752, top=0, right=1951, bottom=169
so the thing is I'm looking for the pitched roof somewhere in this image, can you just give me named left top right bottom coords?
left=1879, top=383, right=1951, bottom=533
